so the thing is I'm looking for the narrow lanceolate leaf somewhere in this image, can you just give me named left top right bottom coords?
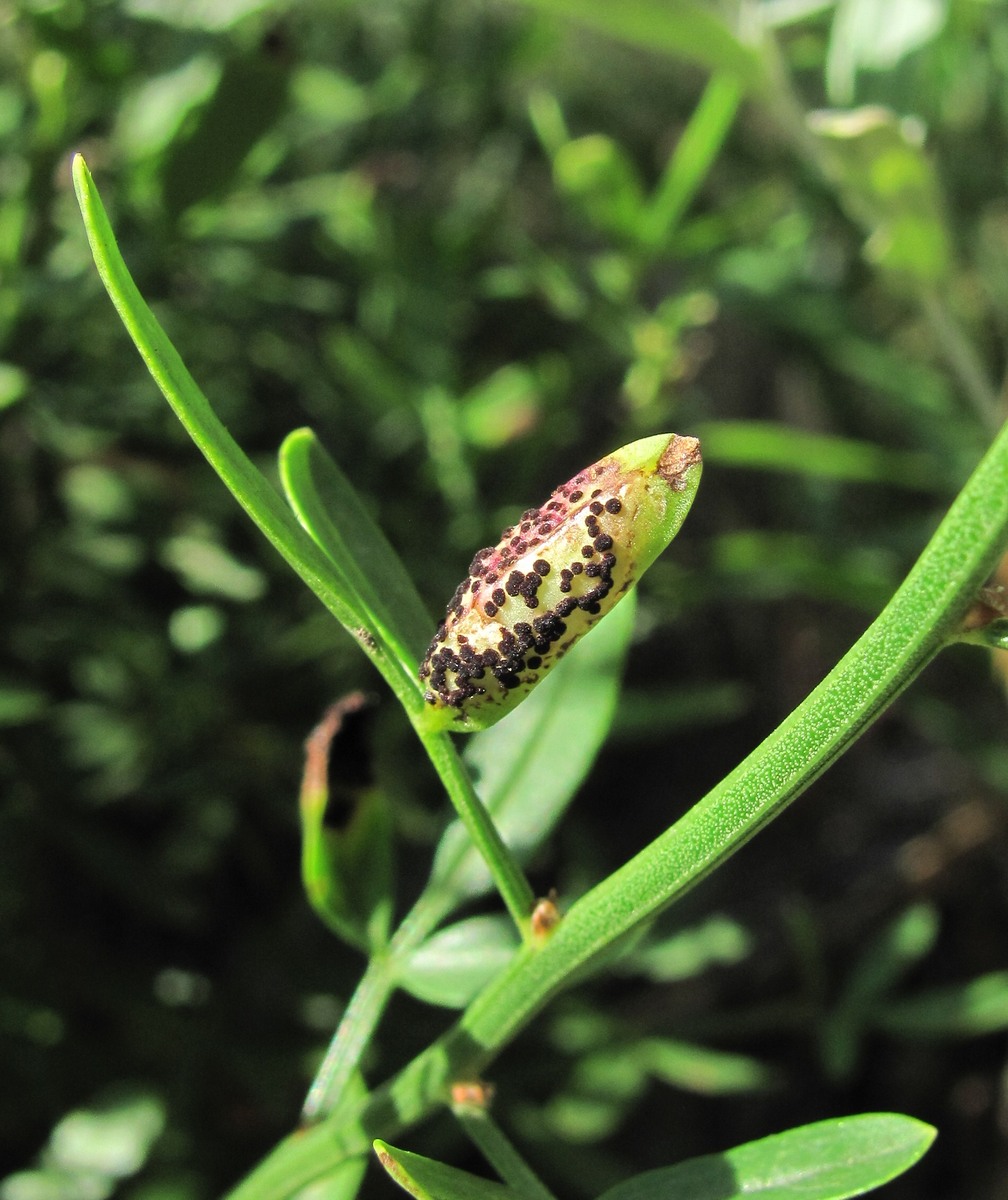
left=419, top=434, right=702, bottom=732
left=596, top=1113, right=935, bottom=1200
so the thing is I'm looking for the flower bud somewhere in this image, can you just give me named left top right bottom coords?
left=420, top=433, right=702, bottom=731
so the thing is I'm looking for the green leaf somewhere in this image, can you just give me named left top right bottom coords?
left=826, top=0, right=948, bottom=105
left=300, top=699, right=394, bottom=951
left=596, top=1114, right=936, bottom=1200
left=398, top=916, right=519, bottom=1009
left=614, top=915, right=753, bottom=982
left=552, top=135, right=646, bottom=241
left=807, top=107, right=952, bottom=288
left=514, top=0, right=765, bottom=88
left=874, top=971, right=1008, bottom=1038
left=820, top=904, right=939, bottom=1079
left=431, top=590, right=636, bottom=899
left=71, top=155, right=426, bottom=721
left=695, top=420, right=943, bottom=490
left=374, top=1141, right=528, bottom=1200
left=641, top=73, right=742, bottom=249
left=279, top=427, right=432, bottom=670
left=635, top=1037, right=773, bottom=1095
left=161, top=50, right=289, bottom=216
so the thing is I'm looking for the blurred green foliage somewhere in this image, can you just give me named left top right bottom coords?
left=4, top=0, right=1008, bottom=1197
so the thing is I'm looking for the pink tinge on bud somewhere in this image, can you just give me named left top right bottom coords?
left=420, top=434, right=702, bottom=731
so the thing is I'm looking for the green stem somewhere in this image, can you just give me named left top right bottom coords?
left=225, top=415, right=1008, bottom=1200
left=419, top=732, right=536, bottom=935
left=301, top=953, right=396, bottom=1124
left=300, top=885, right=462, bottom=1123
left=454, top=1109, right=557, bottom=1200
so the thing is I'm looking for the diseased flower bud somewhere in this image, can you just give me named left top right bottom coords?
left=420, top=433, right=702, bottom=732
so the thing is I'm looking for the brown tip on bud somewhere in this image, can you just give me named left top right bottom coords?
left=658, top=435, right=702, bottom=491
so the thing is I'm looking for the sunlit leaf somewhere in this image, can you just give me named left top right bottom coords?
left=597, top=1113, right=935, bottom=1200
left=399, top=916, right=519, bottom=1009
left=279, top=427, right=431, bottom=670
left=374, top=1141, right=527, bottom=1200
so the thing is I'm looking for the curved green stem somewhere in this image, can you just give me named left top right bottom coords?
left=226, top=416, right=1008, bottom=1200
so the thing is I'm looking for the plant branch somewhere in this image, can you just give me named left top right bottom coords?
left=226, top=414, right=1008, bottom=1200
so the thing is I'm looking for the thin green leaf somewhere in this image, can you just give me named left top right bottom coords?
left=551, top=134, right=646, bottom=241
left=807, top=107, right=952, bottom=289
left=596, top=1114, right=935, bottom=1200
left=279, top=427, right=432, bottom=671
left=696, top=420, right=944, bottom=489
left=614, top=915, right=753, bottom=982
left=374, top=1141, right=528, bottom=1200
left=513, top=0, right=765, bottom=89
left=398, top=917, right=519, bottom=1009
left=71, top=155, right=426, bottom=720
left=642, top=73, right=742, bottom=249
left=874, top=971, right=1008, bottom=1038
left=635, top=1037, right=773, bottom=1095
left=820, top=904, right=939, bottom=1079
left=431, top=590, right=636, bottom=899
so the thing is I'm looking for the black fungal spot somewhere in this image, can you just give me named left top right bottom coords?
left=484, top=602, right=498, bottom=618
left=569, top=490, right=583, bottom=502
left=605, top=498, right=622, bottom=514
left=594, top=533, right=613, bottom=551
left=492, top=588, right=506, bottom=607
left=527, top=656, right=542, bottom=670
left=581, top=545, right=595, bottom=558
left=589, top=500, right=604, bottom=515
left=533, top=559, right=550, bottom=576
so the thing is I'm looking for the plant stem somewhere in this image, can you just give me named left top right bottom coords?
left=301, top=953, right=396, bottom=1124
left=300, top=885, right=461, bottom=1123
left=418, top=731, right=536, bottom=935
left=225, top=415, right=1008, bottom=1200
left=454, top=1109, right=557, bottom=1200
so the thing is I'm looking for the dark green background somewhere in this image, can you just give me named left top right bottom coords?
left=3, top=1, right=1008, bottom=1197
